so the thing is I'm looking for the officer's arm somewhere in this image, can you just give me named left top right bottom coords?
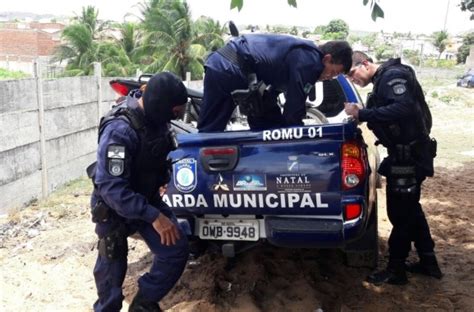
left=282, top=49, right=323, bottom=126
left=94, top=120, right=160, bottom=223
left=359, top=72, right=417, bottom=123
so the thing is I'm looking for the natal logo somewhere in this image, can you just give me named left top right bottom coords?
left=233, top=174, right=267, bottom=191
left=276, top=173, right=311, bottom=193
left=173, top=158, right=197, bottom=193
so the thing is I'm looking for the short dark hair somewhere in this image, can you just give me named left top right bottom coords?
left=319, top=40, right=353, bottom=74
left=352, top=51, right=374, bottom=67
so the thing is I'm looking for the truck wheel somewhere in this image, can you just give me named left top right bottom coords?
left=344, top=198, right=379, bottom=269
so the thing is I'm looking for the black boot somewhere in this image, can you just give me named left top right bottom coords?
left=366, top=260, right=408, bottom=286
left=406, top=254, right=443, bottom=279
left=129, top=291, right=162, bottom=312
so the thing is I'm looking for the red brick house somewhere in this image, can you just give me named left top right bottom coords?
left=0, top=22, right=64, bottom=74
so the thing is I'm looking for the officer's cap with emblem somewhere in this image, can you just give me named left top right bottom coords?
left=142, top=72, right=188, bottom=125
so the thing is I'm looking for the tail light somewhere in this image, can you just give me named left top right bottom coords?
left=110, top=82, right=130, bottom=96
left=341, top=141, right=366, bottom=190
left=344, top=203, right=362, bottom=221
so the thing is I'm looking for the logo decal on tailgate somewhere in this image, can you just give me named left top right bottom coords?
left=174, top=158, right=197, bottom=193
left=233, top=174, right=267, bottom=191
left=212, top=174, right=230, bottom=192
left=276, top=173, right=312, bottom=193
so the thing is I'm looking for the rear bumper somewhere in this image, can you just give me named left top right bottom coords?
left=264, top=216, right=344, bottom=248
left=176, top=195, right=369, bottom=249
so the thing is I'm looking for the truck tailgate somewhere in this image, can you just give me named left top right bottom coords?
left=165, top=122, right=359, bottom=218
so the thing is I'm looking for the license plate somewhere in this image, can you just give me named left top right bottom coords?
left=198, top=219, right=259, bottom=241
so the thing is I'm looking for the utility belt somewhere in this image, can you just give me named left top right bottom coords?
left=387, top=142, right=417, bottom=196
left=388, top=164, right=418, bottom=195
left=217, top=44, right=272, bottom=118
left=387, top=137, right=437, bottom=164
left=386, top=137, right=437, bottom=195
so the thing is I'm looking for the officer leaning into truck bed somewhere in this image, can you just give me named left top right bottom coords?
left=197, top=34, right=353, bottom=132
left=344, top=51, right=442, bottom=285
left=87, top=72, right=189, bottom=311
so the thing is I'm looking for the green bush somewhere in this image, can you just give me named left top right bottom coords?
left=375, top=44, right=395, bottom=61
left=439, top=94, right=461, bottom=105
left=431, top=91, right=439, bottom=98
left=403, top=49, right=421, bottom=66
left=423, top=59, right=456, bottom=68
left=0, top=68, right=30, bottom=79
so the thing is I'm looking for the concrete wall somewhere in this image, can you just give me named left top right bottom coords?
left=0, top=66, right=116, bottom=214
left=0, top=67, right=202, bottom=214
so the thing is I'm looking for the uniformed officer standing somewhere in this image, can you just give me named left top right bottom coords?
left=89, top=72, right=189, bottom=311
left=197, top=34, right=353, bottom=132
left=344, top=51, right=442, bottom=285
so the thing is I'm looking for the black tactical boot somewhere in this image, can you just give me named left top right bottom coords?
left=129, top=291, right=162, bottom=312
left=366, top=260, right=408, bottom=286
left=406, top=254, right=443, bottom=279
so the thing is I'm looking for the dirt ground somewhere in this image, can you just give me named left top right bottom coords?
left=1, top=69, right=473, bottom=311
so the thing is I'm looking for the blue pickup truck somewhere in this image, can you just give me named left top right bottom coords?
left=165, top=75, right=380, bottom=267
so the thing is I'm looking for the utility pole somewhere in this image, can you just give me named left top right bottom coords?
left=443, top=0, right=451, bottom=31
left=419, top=43, right=424, bottom=70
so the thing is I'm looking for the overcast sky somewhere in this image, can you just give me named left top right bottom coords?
left=2, top=0, right=472, bottom=35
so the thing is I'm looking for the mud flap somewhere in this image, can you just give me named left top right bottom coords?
left=344, top=197, right=379, bottom=269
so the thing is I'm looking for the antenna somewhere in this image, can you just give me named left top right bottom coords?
left=229, top=21, right=239, bottom=37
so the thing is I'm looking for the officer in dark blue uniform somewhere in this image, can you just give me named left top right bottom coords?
left=197, top=34, right=353, bottom=132
left=88, top=72, right=189, bottom=311
left=345, top=51, right=442, bottom=285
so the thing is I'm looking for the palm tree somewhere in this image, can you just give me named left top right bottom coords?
left=118, top=22, right=143, bottom=63
left=54, top=6, right=111, bottom=75
left=98, top=22, right=143, bottom=77
left=193, top=16, right=225, bottom=51
left=54, top=23, right=98, bottom=75
left=74, top=6, right=111, bottom=40
left=137, top=0, right=220, bottom=79
left=97, top=41, right=139, bottom=77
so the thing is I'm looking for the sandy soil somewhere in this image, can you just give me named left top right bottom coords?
left=1, top=73, right=473, bottom=312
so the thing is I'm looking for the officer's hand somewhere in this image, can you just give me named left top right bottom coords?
left=159, top=184, right=168, bottom=197
left=152, top=214, right=181, bottom=246
left=344, top=102, right=361, bottom=119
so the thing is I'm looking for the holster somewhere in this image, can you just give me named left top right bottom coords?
left=91, top=200, right=110, bottom=223
left=427, top=137, right=437, bottom=158
left=231, top=76, right=270, bottom=118
left=98, top=224, right=128, bottom=260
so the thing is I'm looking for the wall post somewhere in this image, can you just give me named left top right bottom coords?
left=34, top=60, right=48, bottom=198
left=185, top=71, right=191, bottom=87
left=94, top=62, right=102, bottom=122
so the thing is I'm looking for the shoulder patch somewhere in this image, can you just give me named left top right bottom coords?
left=392, top=84, right=407, bottom=95
left=107, top=145, right=125, bottom=159
left=387, top=78, right=407, bottom=86
left=107, top=145, right=125, bottom=176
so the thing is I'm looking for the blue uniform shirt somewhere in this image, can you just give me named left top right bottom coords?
left=91, top=99, right=161, bottom=224
left=359, top=66, right=417, bottom=125
left=199, top=34, right=325, bottom=132
left=358, top=59, right=423, bottom=145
